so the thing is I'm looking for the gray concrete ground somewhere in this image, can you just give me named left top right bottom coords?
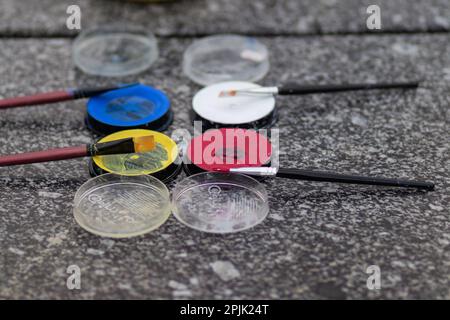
left=0, top=1, right=449, bottom=299
left=1, top=0, right=450, bottom=36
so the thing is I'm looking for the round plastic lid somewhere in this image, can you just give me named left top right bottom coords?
left=193, top=81, right=276, bottom=125
left=73, top=27, right=159, bottom=77
left=74, top=174, right=170, bottom=238
left=93, top=129, right=179, bottom=176
left=183, top=35, right=270, bottom=86
left=186, top=128, right=272, bottom=172
left=172, top=172, right=269, bottom=233
left=87, top=84, right=171, bottom=128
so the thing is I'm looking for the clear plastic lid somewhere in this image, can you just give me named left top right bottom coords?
left=183, top=35, right=270, bottom=86
left=73, top=27, right=159, bottom=77
left=73, top=174, right=170, bottom=238
left=172, top=172, right=269, bottom=233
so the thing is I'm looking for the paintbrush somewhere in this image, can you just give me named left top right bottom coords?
left=0, top=135, right=155, bottom=167
left=0, top=83, right=139, bottom=109
left=219, top=81, right=419, bottom=97
left=229, top=167, right=434, bottom=191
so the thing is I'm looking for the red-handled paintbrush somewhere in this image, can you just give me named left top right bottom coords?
left=0, top=135, right=155, bottom=167
left=0, top=83, right=138, bottom=109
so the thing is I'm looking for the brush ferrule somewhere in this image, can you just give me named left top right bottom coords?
left=236, top=87, right=279, bottom=96
left=73, top=83, right=140, bottom=99
left=87, top=143, right=98, bottom=156
left=93, top=138, right=135, bottom=156
left=230, top=167, right=278, bottom=176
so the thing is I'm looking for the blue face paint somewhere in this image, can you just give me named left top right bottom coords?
left=86, top=84, right=172, bottom=134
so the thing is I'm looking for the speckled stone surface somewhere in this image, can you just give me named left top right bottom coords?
left=1, top=0, right=450, bottom=36
left=0, top=2, right=449, bottom=300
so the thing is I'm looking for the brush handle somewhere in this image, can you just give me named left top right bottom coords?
left=0, top=84, right=133, bottom=109
left=0, top=145, right=87, bottom=167
left=278, top=82, right=419, bottom=95
left=276, top=168, right=434, bottom=191
left=0, top=90, right=73, bottom=109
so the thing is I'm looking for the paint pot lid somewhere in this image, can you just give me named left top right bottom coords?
left=183, top=35, right=270, bottom=86
left=73, top=174, right=170, bottom=238
left=92, top=129, right=179, bottom=176
left=186, top=128, right=272, bottom=172
left=73, top=27, right=159, bottom=77
left=172, top=172, right=269, bottom=233
left=193, top=81, right=276, bottom=125
left=87, top=84, right=170, bottom=128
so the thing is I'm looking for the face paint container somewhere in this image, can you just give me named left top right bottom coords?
left=191, top=81, right=278, bottom=131
left=89, top=129, right=182, bottom=183
left=183, top=128, right=272, bottom=177
left=172, top=172, right=270, bottom=233
left=86, top=84, right=173, bottom=135
left=74, top=174, right=171, bottom=238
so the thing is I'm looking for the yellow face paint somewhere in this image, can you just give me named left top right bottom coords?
left=93, top=129, right=178, bottom=176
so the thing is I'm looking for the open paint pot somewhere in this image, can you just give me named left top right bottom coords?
left=86, top=84, right=173, bottom=135
left=191, top=81, right=278, bottom=131
left=183, top=128, right=272, bottom=177
left=89, top=129, right=182, bottom=183
left=172, top=172, right=270, bottom=233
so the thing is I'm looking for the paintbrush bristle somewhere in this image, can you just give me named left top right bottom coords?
left=133, top=135, right=156, bottom=153
left=218, top=90, right=237, bottom=97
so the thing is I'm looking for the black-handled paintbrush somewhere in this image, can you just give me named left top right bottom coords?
left=219, top=81, right=419, bottom=97
left=229, top=167, right=434, bottom=191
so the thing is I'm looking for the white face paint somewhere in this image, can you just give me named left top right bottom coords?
left=192, top=81, right=276, bottom=125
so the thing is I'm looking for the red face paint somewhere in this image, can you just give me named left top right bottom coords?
left=186, top=128, right=272, bottom=172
